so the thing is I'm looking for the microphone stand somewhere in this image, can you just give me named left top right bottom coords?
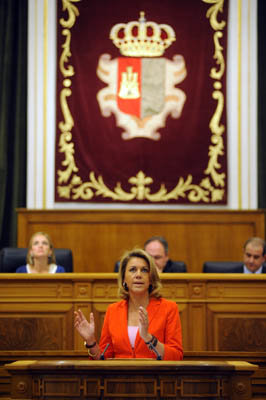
left=100, top=343, right=110, bottom=360
left=148, top=342, right=162, bottom=360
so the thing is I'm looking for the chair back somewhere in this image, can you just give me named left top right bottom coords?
left=114, top=260, right=187, bottom=273
left=203, top=261, right=244, bottom=273
left=172, top=261, right=187, bottom=272
left=0, top=247, right=73, bottom=273
left=114, top=261, right=120, bottom=272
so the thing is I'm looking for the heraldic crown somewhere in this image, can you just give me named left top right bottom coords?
left=109, top=11, right=176, bottom=58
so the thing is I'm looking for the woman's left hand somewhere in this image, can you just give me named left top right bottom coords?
left=138, top=306, right=150, bottom=342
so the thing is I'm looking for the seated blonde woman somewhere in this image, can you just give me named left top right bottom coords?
left=16, top=232, right=65, bottom=273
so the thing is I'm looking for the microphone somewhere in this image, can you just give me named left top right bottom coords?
left=148, top=342, right=162, bottom=360
left=100, top=343, right=110, bottom=360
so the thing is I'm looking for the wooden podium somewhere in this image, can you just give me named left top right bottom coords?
left=6, top=359, right=257, bottom=400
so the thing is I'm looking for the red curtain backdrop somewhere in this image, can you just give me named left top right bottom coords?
left=55, top=0, right=228, bottom=204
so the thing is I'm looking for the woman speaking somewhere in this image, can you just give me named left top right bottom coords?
left=74, top=248, right=183, bottom=360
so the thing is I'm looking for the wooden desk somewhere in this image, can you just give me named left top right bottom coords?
left=6, top=360, right=257, bottom=400
left=1, top=352, right=265, bottom=400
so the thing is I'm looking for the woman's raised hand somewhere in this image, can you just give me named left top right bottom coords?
left=138, top=306, right=150, bottom=342
left=74, top=309, right=96, bottom=344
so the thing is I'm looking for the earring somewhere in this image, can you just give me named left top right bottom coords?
left=148, top=284, right=153, bottom=293
left=123, top=282, right=129, bottom=291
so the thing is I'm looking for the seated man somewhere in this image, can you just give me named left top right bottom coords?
left=242, top=237, right=266, bottom=274
left=114, top=236, right=186, bottom=273
left=144, top=236, right=186, bottom=273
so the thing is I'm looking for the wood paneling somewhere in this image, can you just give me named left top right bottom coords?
left=3, top=274, right=266, bottom=400
left=0, top=273, right=266, bottom=353
left=16, top=209, right=266, bottom=273
left=6, top=360, right=257, bottom=400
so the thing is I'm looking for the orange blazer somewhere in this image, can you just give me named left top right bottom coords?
left=99, top=297, right=183, bottom=360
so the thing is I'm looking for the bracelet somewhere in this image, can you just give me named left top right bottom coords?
left=145, top=335, right=157, bottom=347
left=84, top=341, right=96, bottom=349
left=145, top=335, right=154, bottom=345
left=87, top=348, right=98, bottom=358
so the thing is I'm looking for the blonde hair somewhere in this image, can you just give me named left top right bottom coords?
left=117, top=248, right=162, bottom=300
left=27, top=232, right=56, bottom=265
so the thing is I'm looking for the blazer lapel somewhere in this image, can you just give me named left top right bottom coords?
left=147, top=297, right=161, bottom=324
left=118, top=300, right=132, bottom=349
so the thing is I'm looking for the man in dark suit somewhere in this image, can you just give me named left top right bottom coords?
left=114, top=236, right=186, bottom=273
left=144, top=236, right=186, bottom=273
left=241, top=237, right=266, bottom=274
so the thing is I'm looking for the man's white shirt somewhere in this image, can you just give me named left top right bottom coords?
left=243, top=265, right=263, bottom=274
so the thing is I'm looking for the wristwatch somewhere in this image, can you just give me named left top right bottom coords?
left=84, top=341, right=96, bottom=349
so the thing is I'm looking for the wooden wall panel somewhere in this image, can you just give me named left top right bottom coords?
left=0, top=304, right=73, bottom=350
left=207, top=304, right=266, bottom=352
left=16, top=209, right=266, bottom=273
left=176, top=303, right=189, bottom=351
left=189, top=304, right=206, bottom=351
left=92, top=303, right=112, bottom=343
left=0, top=274, right=266, bottom=354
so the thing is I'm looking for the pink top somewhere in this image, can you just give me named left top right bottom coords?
left=128, top=326, right=138, bottom=348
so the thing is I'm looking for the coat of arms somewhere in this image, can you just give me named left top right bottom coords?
left=96, top=12, right=187, bottom=141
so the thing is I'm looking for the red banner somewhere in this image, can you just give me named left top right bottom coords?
left=55, top=0, right=228, bottom=204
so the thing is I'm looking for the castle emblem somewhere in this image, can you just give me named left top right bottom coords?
left=96, top=12, right=187, bottom=140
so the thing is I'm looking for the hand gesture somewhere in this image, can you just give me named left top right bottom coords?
left=74, top=309, right=96, bottom=344
left=138, top=306, right=149, bottom=341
